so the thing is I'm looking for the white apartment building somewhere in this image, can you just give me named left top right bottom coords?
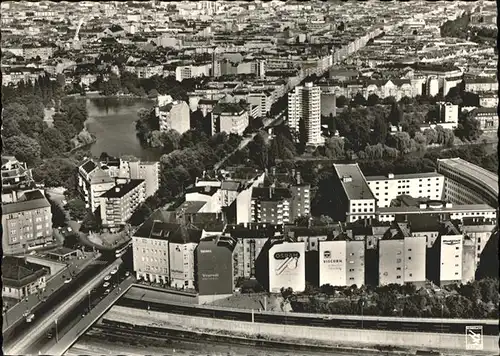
left=175, top=63, right=211, bottom=82
left=128, top=161, right=160, bottom=198
left=157, top=101, right=190, bottom=134
left=77, top=160, right=115, bottom=212
left=287, top=82, right=323, bottom=146
left=366, top=172, right=444, bottom=208
left=438, top=234, right=463, bottom=286
left=333, top=164, right=377, bottom=223
left=211, top=103, right=249, bottom=136
left=437, top=102, right=459, bottom=128
left=99, top=179, right=146, bottom=229
left=319, top=239, right=365, bottom=287
left=268, top=240, right=306, bottom=293
left=379, top=236, right=427, bottom=286
left=132, top=221, right=201, bottom=288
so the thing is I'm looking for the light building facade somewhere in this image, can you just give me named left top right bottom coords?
left=287, top=82, right=323, bottom=146
left=157, top=101, right=190, bottom=134
left=268, top=241, right=306, bottom=293
left=366, top=172, right=444, bottom=208
left=378, top=236, right=426, bottom=286
left=319, top=239, right=365, bottom=287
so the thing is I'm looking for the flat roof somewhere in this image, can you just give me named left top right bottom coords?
left=379, top=204, right=495, bottom=214
left=437, top=158, right=498, bottom=196
left=100, top=179, right=144, bottom=198
left=334, top=163, right=375, bottom=200
left=366, top=171, right=442, bottom=181
left=2, top=256, right=49, bottom=287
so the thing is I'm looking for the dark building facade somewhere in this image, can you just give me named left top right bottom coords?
left=195, top=234, right=237, bottom=302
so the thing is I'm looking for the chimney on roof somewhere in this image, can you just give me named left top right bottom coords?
left=115, top=187, right=120, bottom=193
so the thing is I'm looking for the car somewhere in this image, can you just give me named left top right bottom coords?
left=104, top=289, right=111, bottom=294
left=103, top=282, right=110, bottom=288
left=110, top=268, right=118, bottom=275
left=104, top=275, right=111, bottom=281
left=26, top=313, right=35, bottom=323
left=41, top=297, right=48, bottom=303
left=64, top=278, right=72, bottom=284
left=125, top=271, right=130, bottom=277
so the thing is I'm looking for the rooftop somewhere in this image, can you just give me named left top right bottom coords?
left=379, top=203, right=495, bottom=213
left=334, top=163, right=375, bottom=200
left=100, top=179, right=144, bottom=199
left=2, top=190, right=50, bottom=214
left=2, top=256, right=49, bottom=288
left=365, top=171, right=442, bottom=181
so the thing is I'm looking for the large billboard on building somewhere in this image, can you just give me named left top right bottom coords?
left=319, top=240, right=347, bottom=287
left=196, top=241, right=234, bottom=296
left=268, top=242, right=305, bottom=293
left=440, top=235, right=463, bottom=282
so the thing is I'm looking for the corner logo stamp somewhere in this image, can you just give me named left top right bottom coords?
left=465, top=326, right=483, bottom=351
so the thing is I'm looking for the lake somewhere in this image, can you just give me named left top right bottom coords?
left=84, top=97, right=163, bottom=161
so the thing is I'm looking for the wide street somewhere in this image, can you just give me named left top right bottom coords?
left=2, top=252, right=97, bottom=335
left=43, top=276, right=135, bottom=356
left=4, top=259, right=123, bottom=355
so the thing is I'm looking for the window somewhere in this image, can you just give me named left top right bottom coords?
left=396, top=267, right=401, bottom=271
left=396, top=275, right=401, bottom=279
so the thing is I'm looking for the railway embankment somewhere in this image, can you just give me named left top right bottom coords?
left=102, top=305, right=498, bottom=355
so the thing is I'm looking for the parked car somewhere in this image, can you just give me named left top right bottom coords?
left=125, top=271, right=130, bottom=277
left=26, top=313, right=35, bottom=323
left=104, top=275, right=111, bottom=281
left=103, top=282, right=110, bottom=288
left=64, top=278, right=72, bottom=284
left=104, top=289, right=111, bottom=294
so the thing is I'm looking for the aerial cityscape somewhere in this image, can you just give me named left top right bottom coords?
left=1, top=1, right=498, bottom=355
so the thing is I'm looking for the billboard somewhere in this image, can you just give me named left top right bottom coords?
left=319, top=240, right=347, bottom=287
left=268, top=242, right=305, bottom=293
left=440, top=235, right=463, bottom=282
left=196, top=242, right=233, bottom=296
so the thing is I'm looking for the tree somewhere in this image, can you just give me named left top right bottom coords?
left=147, top=88, right=159, bottom=98
left=455, top=111, right=482, bottom=142
left=372, top=115, right=388, bottom=144
left=47, top=195, right=67, bottom=228
left=63, top=233, right=81, bottom=249
left=160, top=129, right=181, bottom=153
left=80, top=211, right=101, bottom=233
left=367, top=94, right=380, bottom=106
left=387, top=132, right=413, bottom=154
left=39, top=127, right=69, bottom=158
left=3, top=135, right=42, bottom=165
left=423, top=128, right=438, bottom=145
left=352, top=92, right=367, bottom=107
left=248, top=132, right=269, bottom=169
left=336, top=95, right=348, bottom=108
left=388, top=102, right=403, bottom=126
left=323, top=137, right=345, bottom=159
left=66, top=199, right=87, bottom=220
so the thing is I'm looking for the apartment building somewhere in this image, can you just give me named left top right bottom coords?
left=211, top=102, right=249, bottom=136
left=319, top=237, right=365, bottom=287
left=77, top=160, right=116, bottom=212
left=432, top=234, right=464, bottom=286
left=437, top=158, right=498, bottom=208
left=157, top=101, right=190, bottom=134
left=2, top=256, right=49, bottom=300
left=175, top=63, right=211, bottom=82
left=99, top=179, right=146, bottom=230
left=475, top=107, right=498, bottom=132
left=378, top=203, right=496, bottom=225
left=128, top=161, right=160, bottom=198
left=333, top=163, right=377, bottom=223
left=288, top=82, right=323, bottom=146
left=2, top=190, right=53, bottom=255
left=268, top=239, right=306, bottom=293
left=464, top=76, right=498, bottom=93
left=1, top=156, right=34, bottom=203
left=251, top=187, right=291, bottom=225
left=437, top=102, right=459, bottom=128
left=366, top=172, right=444, bottom=208
left=196, top=234, right=237, bottom=302
left=247, top=91, right=272, bottom=118
left=461, top=218, right=497, bottom=264
left=132, top=220, right=201, bottom=288
left=378, top=235, right=427, bottom=286
left=226, top=223, right=283, bottom=279
left=124, top=64, right=163, bottom=79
